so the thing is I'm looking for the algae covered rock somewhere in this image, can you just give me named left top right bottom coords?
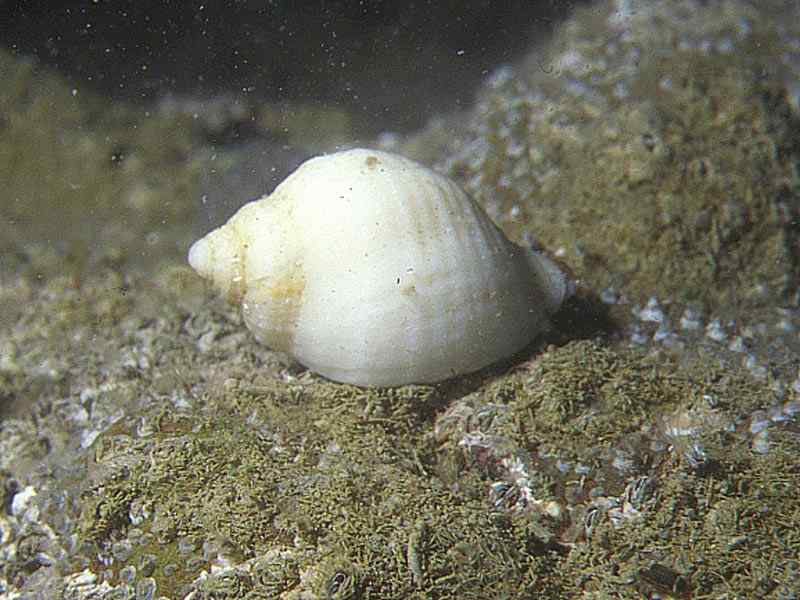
left=441, top=0, right=800, bottom=312
left=71, top=339, right=800, bottom=598
left=76, top=379, right=565, bottom=599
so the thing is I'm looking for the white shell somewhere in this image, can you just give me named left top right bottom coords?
left=188, top=148, right=572, bottom=386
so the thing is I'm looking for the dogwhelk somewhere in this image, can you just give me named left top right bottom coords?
left=188, top=148, right=572, bottom=386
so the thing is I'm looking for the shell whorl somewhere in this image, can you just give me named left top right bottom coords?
left=188, top=225, right=246, bottom=304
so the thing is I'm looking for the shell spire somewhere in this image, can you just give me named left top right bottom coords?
left=188, top=225, right=245, bottom=304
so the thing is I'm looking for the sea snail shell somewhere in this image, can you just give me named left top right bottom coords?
left=188, top=148, right=573, bottom=386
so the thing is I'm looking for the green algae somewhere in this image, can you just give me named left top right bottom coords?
left=77, top=380, right=562, bottom=598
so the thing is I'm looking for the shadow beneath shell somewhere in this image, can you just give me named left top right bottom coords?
left=546, top=288, right=620, bottom=345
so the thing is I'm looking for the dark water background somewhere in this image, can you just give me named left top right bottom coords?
left=1, top=0, right=590, bottom=134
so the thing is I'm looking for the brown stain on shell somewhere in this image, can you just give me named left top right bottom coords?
left=244, top=261, right=306, bottom=354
